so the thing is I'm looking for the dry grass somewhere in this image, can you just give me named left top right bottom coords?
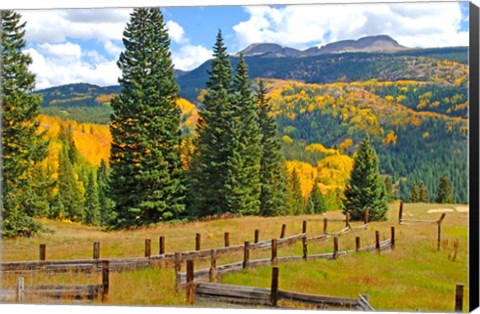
left=1, top=202, right=469, bottom=311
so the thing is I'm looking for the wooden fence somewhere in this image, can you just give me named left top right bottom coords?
left=190, top=265, right=375, bottom=310
left=2, top=218, right=365, bottom=274
left=0, top=261, right=109, bottom=302
left=177, top=228, right=394, bottom=285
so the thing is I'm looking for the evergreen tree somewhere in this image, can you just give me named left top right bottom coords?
left=56, top=145, right=84, bottom=221
left=409, top=182, right=419, bottom=203
left=288, top=168, right=305, bottom=215
left=307, top=178, right=326, bottom=214
left=58, top=123, right=77, bottom=163
left=384, top=176, right=396, bottom=202
left=189, top=30, right=234, bottom=216
left=224, top=55, right=262, bottom=215
left=435, top=174, right=453, bottom=203
left=109, top=8, right=185, bottom=228
left=342, top=136, right=388, bottom=221
left=84, top=171, right=101, bottom=226
left=97, top=159, right=114, bottom=225
left=1, top=10, right=49, bottom=236
left=418, top=181, right=429, bottom=203
left=257, top=81, right=286, bottom=216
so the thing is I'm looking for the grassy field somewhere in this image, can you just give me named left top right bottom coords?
left=1, top=202, right=469, bottom=311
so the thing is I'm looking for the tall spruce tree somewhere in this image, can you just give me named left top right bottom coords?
left=257, top=81, right=286, bottom=216
left=418, top=181, right=429, bottom=203
left=410, top=182, right=419, bottom=202
left=288, top=168, right=305, bottom=215
left=435, top=174, right=452, bottom=203
left=224, top=55, right=262, bottom=215
left=84, top=170, right=101, bottom=226
left=307, top=177, right=326, bottom=214
left=109, top=8, right=185, bottom=228
left=56, top=145, right=84, bottom=221
left=342, top=136, right=388, bottom=221
left=189, top=30, right=234, bottom=216
left=97, top=159, right=114, bottom=225
left=1, top=10, right=49, bottom=236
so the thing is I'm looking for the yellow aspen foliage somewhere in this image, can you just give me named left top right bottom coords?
left=338, top=138, right=353, bottom=152
left=382, top=130, right=398, bottom=146
left=282, top=135, right=294, bottom=143
left=305, top=143, right=338, bottom=155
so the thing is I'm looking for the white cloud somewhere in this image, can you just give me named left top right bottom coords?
left=166, top=20, right=188, bottom=44
left=172, top=45, right=213, bottom=71
left=21, top=9, right=130, bottom=43
left=103, top=40, right=123, bottom=58
left=233, top=2, right=468, bottom=51
left=25, top=44, right=120, bottom=89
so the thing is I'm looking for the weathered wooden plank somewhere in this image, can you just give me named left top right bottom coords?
left=277, top=256, right=303, bottom=263
left=278, top=290, right=358, bottom=307
left=358, top=294, right=375, bottom=311
left=195, top=295, right=272, bottom=306
left=307, top=234, right=329, bottom=242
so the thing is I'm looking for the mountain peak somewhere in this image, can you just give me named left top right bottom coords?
left=237, top=34, right=407, bottom=58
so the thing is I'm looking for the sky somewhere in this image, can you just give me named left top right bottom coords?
left=15, top=1, right=470, bottom=90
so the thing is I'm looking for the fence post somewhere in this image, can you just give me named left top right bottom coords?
left=243, top=241, right=250, bottom=269
left=224, top=232, right=230, bottom=247
left=398, top=201, right=404, bottom=224
left=195, top=233, right=201, bottom=251
left=16, top=277, right=25, bottom=303
left=333, top=236, right=338, bottom=259
left=438, top=213, right=446, bottom=251
left=254, top=229, right=260, bottom=244
left=455, top=284, right=464, bottom=312
left=323, top=218, right=328, bottom=234
left=174, top=252, right=182, bottom=294
left=271, top=239, right=278, bottom=265
left=364, top=208, right=369, bottom=225
left=145, top=239, right=151, bottom=258
left=302, top=220, right=307, bottom=234
left=271, top=267, right=279, bottom=307
left=302, top=236, right=308, bottom=261
left=39, top=244, right=46, bottom=261
left=102, top=260, right=109, bottom=301
left=355, top=237, right=361, bottom=252
left=280, top=224, right=286, bottom=238
left=93, top=242, right=100, bottom=260
left=186, top=260, right=195, bottom=305
left=391, top=226, right=395, bottom=250
left=159, top=236, right=165, bottom=255
left=375, top=231, right=380, bottom=253
left=209, top=249, right=217, bottom=282
left=345, top=213, right=350, bottom=228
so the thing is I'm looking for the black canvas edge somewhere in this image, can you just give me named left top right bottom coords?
left=470, top=1, right=480, bottom=312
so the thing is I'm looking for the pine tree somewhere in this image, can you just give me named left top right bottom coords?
left=410, top=182, right=419, bottom=202
left=257, top=81, right=286, bottom=216
left=418, top=181, right=429, bottom=203
left=56, top=145, right=84, bottom=221
left=342, top=136, right=388, bottom=221
left=1, top=10, right=49, bottom=236
left=307, top=178, right=326, bottom=214
left=384, top=176, right=395, bottom=202
left=224, top=55, right=262, bottom=215
left=435, top=174, right=452, bottom=203
left=189, top=30, right=234, bottom=216
left=109, top=8, right=185, bottom=228
left=58, top=123, right=77, bottom=163
left=84, top=171, right=101, bottom=226
left=97, top=159, right=114, bottom=225
left=288, top=169, right=305, bottom=215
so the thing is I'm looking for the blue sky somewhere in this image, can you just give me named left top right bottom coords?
left=18, top=1, right=470, bottom=89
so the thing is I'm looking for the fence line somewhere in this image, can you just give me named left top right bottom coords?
left=191, top=266, right=375, bottom=310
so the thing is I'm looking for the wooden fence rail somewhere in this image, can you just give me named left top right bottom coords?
left=0, top=261, right=109, bottom=303
left=193, top=266, right=375, bottom=310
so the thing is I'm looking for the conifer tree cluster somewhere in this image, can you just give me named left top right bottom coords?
left=188, top=31, right=286, bottom=217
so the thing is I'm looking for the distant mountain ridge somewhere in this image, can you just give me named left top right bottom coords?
left=235, top=35, right=408, bottom=58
